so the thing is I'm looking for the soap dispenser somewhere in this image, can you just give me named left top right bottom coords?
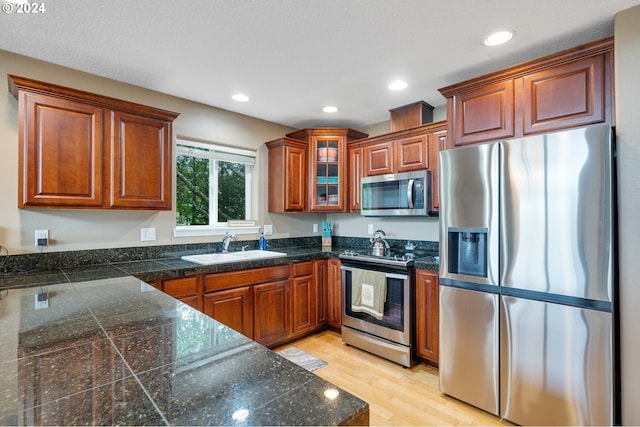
left=258, top=231, right=267, bottom=250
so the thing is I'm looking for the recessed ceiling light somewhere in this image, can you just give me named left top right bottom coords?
left=388, top=80, right=408, bottom=91
left=232, top=93, right=249, bottom=102
left=483, top=30, right=514, bottom=46
left=322, top=106, right=338, bottom=113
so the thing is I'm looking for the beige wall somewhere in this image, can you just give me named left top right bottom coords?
left=615, top=5, right=640, bottom=425
left=0, top=50, right=307, bottom=253
left=0, top=50, right=442, bottom=254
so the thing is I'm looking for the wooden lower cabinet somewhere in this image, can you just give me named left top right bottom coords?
left=161, top=276, right=202, bottom=311
left=203, top=286, right=253, bottom=339
left=291, top=261, right=316, bottom=338
left=159, top=261, right=333, bottom=348
left=314, top=259, right=328, bottom=325
left=327, top=258, right=342, bottom=328
left=415, top=270, right=439, bottom=366
left=253, top=279, right=291, bottom=347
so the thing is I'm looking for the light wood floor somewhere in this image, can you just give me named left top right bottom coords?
left=275, top=330, right=513, bottom=426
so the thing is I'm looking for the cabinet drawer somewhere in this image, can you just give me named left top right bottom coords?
left=163, top=276, right=199, bottom=298
left=204, top=265, right=289, bottom=293
left=293, top=261, right=313, bottom=277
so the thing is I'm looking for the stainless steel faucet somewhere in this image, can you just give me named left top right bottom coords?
left=221, top=231, right=237, bottom=253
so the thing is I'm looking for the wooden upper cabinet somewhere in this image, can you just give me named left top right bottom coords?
left=452, top=80, right=514, bottom=146
left=309, top=135, right=347, bottom=211
left=520, top=55, right=606, bottom=135
left=17, top=93, right=105, bottom=208
left=348, top=147, right=363, bottom=211
left=429, top=130, right=446, bottom=211
left=111, top=111, right=172, bottom=209
left=268, top=128, right=368, bottom=213
left=266, top=137, right=307, bottom=212
left=395, top=134, right=428, bottom=172
left=8, top=74, right=179, bottom=210
left=364, top=140, right=394, bottom=176
left=439, top=37, right=613, bottom=149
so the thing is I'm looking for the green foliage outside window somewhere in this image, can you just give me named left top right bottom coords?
left=176, top=156, right=248, bottom=226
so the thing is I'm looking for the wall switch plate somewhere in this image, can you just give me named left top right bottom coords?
left=140, top=227, right=156, bottom=241
left=313, top=223, right=318, bottom=233
left=368, top=224, right=374, bottom=234
left=264, top=224, right=273, bottom=235
left=35, top=229, right=49, bottom=246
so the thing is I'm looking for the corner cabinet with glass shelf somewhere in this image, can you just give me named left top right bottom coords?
left=285, top=128, right=368, bottom=213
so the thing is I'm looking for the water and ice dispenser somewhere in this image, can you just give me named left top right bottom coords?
left=447, top=228, right=488, bottom=277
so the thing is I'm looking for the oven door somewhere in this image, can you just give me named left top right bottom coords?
left=341, top=265, right=411, bottom=346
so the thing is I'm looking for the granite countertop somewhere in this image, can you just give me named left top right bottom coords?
left=0, top=246, right=439, bottom=290
left=0, top=276, right=369, bottom=426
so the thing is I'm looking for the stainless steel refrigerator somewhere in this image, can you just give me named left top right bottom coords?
left=438, top=124, right=618, bottom=426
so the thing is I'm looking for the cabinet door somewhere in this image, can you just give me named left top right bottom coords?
left=364, top=141, right=394, bottom=176
left=453, top=80, right=514, bottom=146
left=314, top=259, right=328, bottom=325
left=309, top=136, right=346, bottom=212
left=327, top=258, right=342, bottom=328
left=253, top=279, right=290, bottom=347
left=520, top=54, right=606, bottom=135
left=429, top=130, right=447, bottom=211
left=163, top=276, right=202, bottom=311
left=415, top=270, right=439, bottom=365
left=19, top=93, right=104, bottom=208
left=284, top=145, right=307, bottom=211
left=395, top=134, right=428, bottom=172
left=291, top=274, right=316, bottom=337
left=349, top=147, right=363, bottom=211
left=110, top=111, right=172, bottom=209
left=203, top=286, right=253, bottom=339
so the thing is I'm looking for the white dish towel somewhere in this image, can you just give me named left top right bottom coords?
left=350, top=268, right=387, bottom=320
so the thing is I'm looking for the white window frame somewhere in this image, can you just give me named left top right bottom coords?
left=173, top=137, right=259, bottom=237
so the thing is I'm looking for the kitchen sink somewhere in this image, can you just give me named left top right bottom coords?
left=181, top=250, right=287, bottom=265
left=228, top=250, right=287, bottom=260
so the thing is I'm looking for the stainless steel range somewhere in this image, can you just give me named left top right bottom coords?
left=339, top=246, right=418, bottom=367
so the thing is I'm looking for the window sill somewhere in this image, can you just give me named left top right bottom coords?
left=173, top=225, right=260, bottom=238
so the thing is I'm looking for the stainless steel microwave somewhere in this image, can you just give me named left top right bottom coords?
left=361, top=170, right=431, bottom=216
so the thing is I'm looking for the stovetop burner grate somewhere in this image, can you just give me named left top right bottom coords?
left=338, top=249, right=421, bottom=269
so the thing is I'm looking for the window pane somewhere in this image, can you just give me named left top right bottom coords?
left=176, top=154, right=210, bottom=225
left=217, top=160, right=246, bottom=222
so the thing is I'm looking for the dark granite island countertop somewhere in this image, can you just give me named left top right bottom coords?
left=0, top=276, right=369, bottom=426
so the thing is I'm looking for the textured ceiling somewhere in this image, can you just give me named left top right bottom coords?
left=1, top=0, right=638, bottom=129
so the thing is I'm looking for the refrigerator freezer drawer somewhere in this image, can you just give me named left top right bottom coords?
left=500, top=296, right=613, bottom=426
left=439, top=286, right=499, bottom=416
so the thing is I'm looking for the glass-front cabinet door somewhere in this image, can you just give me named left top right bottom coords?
left=282, top=128, right=368, bottom=213
left=310, top=136, right=345, bottom=211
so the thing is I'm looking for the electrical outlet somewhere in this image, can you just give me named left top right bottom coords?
left=140, top=227, right=156, bottom=241
left=35, top=290, right=49, bottom=309
left=368, top=224, right=374, bottom=234
left=313, top=223, right=318, bottom=233
left=264, top=224, right=273, bottom=235
left=35, top=229, right=49, bottom=246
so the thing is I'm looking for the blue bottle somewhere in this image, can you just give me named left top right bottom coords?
left=258, top=232, right=267, bottom=250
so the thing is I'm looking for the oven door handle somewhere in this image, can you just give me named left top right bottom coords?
left=340, top=265, right=409, bottom=280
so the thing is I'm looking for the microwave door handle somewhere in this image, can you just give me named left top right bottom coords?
left=406, top=179, right=414, bottom=208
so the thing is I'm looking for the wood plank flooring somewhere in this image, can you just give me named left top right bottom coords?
left=274, top=330, right=514, bottom=426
